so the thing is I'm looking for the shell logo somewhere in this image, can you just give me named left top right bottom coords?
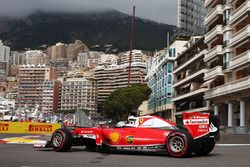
left=109, top=132, right=120, bottom=143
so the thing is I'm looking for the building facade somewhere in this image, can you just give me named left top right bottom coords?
left=172, top=36, right=209, bottom=124
left=118, top=50, right=148, bottom=64
left=94, top=62, right=147, bottom=112
left=146, top=39, right=189, bottom=120
left=204, top=0, right=250, bottom=133
left=25, top=50, right=49, bottom=65
left=51, top=42, right=67, bottom=61
left=16, top=64, right=58, bottom=112
left=177, top=0, right=206, bottom=35
left=0, top=40, right=10, bottom=81
left=42, top=80, right=61, bottom=113
left=60, top=77, right=97, bottom=115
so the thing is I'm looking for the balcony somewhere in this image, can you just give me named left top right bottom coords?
left=204, top=76, right=250, bottom=99
left=174, top=49, right=207, bottom=74
left=172, top=88, right=208, bottom=102
left=229, top=51, right=250, bottom=70
left=173, top=69, right=208, bottom=88
left=204, top=45, right=223, bottom=62
left=229, top=25, right=250, bottom=47
left=229, top=1, right=250, bottom=25
left=204, top=5, right=223, bottom=26
left=204, top=66, right=224, bottom=81
left=205, top=25, right=223, bottom=44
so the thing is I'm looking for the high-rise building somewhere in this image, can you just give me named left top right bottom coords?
left=118, top=50, right=148, bottom=65
left=67, top=40, right=89, bottom=61
left=60, top=77, right=97, bottom=115
left=172, top=36, right=208, bottom=124
left=94, top=62, right=147, bottom=112
left=42, top=80, right=61, bottom=113
left=51, top=42, right=67, bottom=61
left=25, top=50, right=49, bottom=65
left=177, top=0, right=206, bottom=35
left=16, top=64, right=58, bottom=112
left=204, top=0, right=250, bottom=133
left=10, top=51, right=26, bottom=65
left=146, top=38, right=189, bottom=120
left=0, top=40, right=10, bottom=81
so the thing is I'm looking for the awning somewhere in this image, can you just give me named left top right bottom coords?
left=201, top=79, right=215, bottom=88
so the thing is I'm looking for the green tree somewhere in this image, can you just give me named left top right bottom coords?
left=102, top=84, right=151, bottom=122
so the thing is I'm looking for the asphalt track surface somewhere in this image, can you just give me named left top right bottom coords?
left=1, top=134, right=250, bottom=167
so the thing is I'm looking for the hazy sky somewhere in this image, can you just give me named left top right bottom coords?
left=0, top=0, right=178, bottom=25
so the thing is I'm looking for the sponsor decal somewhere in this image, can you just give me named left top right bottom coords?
left=29, top=125, right=53, bottom=132
left=126, top=136, right=134, bottom=144
left=183, top=112, right=210, bottom=139
left=0, top=123, right=9, bottom=132
left=138, top=117, right=152, bottom=126
left=184, top=119, right=209, bottom=125
left=116, top=145, right=165, bottom=151
left=109, top=132, right=120, bottom=144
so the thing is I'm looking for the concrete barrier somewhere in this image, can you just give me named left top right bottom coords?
left=0, top=122, right=62, bottom=134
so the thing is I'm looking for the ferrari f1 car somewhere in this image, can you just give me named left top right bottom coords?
left=34, top=112, right=219, bottom=157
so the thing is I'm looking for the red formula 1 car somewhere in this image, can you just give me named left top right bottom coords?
left=34, top=112, right=219, bottom=157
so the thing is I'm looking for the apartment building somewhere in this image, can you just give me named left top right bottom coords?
left=172, top=36, right=208, bottom=124
left=177, top=0, right=206, bottom=35
left=118, top=50, right=148, bottom=64
left=25, top=50, right=49, bottom=65
left=0, top=40, right=10, bottom=81
left=77, top=51, right=117, bottom=68
left=94, top=62, right=147, bottom=112
left=145, top=38, right=189, bottom=120
left=51, top=42, right=67, bottom=61
left=42, top=80, right=61, bottom=113
left=204, top=0, right=250, bottom=133
left=60, top=77, right=97, bottom=115
left=16, top=64, right=58, bottom=112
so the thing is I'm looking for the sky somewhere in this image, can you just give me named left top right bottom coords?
left=0, top=0, right=178, bottom=25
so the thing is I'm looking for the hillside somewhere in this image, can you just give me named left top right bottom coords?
left=0, top=10, right=176, bottom=52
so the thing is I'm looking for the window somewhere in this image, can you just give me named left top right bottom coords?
left=167, top=75, right=172, bottom=84
left=223, top=52, right=232, bottom=69
left=223, top=31, right=230, bottom=47
left=167, top=86, right=172, bottom=97
left=223, top=9, right=231, bottom=25
left=167, top=63, right=173, bottom=73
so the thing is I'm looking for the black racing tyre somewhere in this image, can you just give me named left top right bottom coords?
left=195, top=139, right=215, bottom=156
left=51, top=128, right=73, bottom=152
left=166, top=131, right=193, bottom=157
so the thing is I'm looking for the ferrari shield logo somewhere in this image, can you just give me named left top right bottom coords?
left=126, top=136, right=134, bottom=144
left=139, top=118, right=144, bottom=124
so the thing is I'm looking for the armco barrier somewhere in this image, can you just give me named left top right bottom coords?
left=0, top=122, right=62, bottom=134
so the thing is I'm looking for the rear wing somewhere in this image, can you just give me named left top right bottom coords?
left=183, top=112, right=219, bottom=140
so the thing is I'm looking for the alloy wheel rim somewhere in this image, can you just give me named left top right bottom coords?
left=53, top=132, right=63, bottom=147
left=169, top=136, right=185, bottom=153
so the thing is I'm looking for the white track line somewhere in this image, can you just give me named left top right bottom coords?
left=216, top=144, right=250, bottom=146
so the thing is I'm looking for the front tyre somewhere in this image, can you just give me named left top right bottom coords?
left=166, top=131, right=192, bottom=157
left=51, top=128, right=72, bottom=152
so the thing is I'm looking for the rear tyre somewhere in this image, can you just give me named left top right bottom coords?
left=166, top=131, right=192, bottom=157
left=51, top=128, right=72, bottom=152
